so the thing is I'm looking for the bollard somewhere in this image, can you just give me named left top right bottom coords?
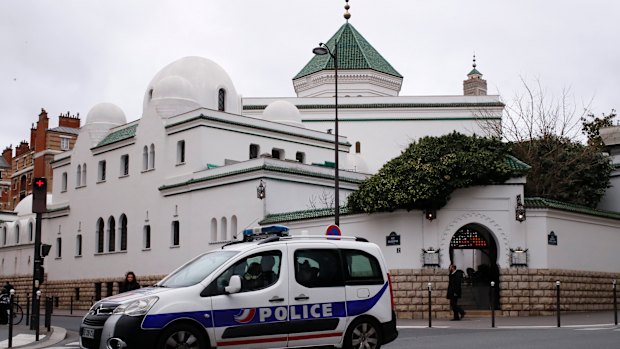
left=35, top=290, right=41, bottom=342
left=44, top=297, right=52, bottom=332
left=26, top=294, right=30, bottom=327
left=8, top=289, right=14, bottom=348
left=70, top=296, right=74, bottom=315
left=613, top=280, right=617, bottom=326
left=556, top=281, right=561, bottom=327
left=490, top=281, right=495, bottom=328
left=427, top=282, right=432, bottom=328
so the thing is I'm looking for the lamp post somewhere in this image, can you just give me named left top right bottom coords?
left=313, top=42, right=340, bottom=226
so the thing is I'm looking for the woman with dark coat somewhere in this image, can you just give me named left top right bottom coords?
left=119, top=271, right=141, bottom=293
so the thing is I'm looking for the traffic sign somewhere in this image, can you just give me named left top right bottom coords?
left=32, top=177, right=47, bottom=213
left=326, top=224, right=341, bottom=237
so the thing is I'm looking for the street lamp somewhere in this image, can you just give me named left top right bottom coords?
left=313, top=42, right=340, bottom=226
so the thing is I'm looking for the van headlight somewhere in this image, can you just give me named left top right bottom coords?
left=113, top=296, right=158, bottom=316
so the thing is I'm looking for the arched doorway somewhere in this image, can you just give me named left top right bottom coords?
left=449, top=224, right=500, bottom=310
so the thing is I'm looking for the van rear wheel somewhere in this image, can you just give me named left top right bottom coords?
left=344, top=318, right=382, bottom=349
left=157, top=323, right=208, bottom=349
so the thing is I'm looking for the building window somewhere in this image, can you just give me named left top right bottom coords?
left=149, top=144, right=155, bottom=170
left=61, top=172, right=67, bottom=192
left=272, top=148, right=283, bottom=160
left=108, top=216, right=116, bottom=252
left=249, top=144, right=260, bottom=159
left=82, top=164, right=87, bottom=186
left=220, top=217, right=227, bottom=241
left=231, top=215, right=238, bottom=240
left=296, top=152, right=306, bottom=163
left=96, top=218, right=104, bottom=253
left=76, top=165, right=81, bottom=187
left=355, top=141, right=361, bottom=153
left=120, top=214, right=127, bottom=251
left=76, top=234, right=82, bottom=256
left=177, top=140, right=185, bottom=164
left=29, top=222, right=33, bottom=242
left=210, top=218, right=217, bottom=242
left=218, top=88, right=226, bottom=111
left=2, top=227, right=6, bottom=245
left=98, top=160, right=106, bottom=182
left=56, top=237, right=62, bottom=258
left=15, top=225, right=19, bottom=244
left=60, top=137, right=70, bottom=151
left=142, top=146, right=148, bottom=171
left=120, top=155, right=129, bottom=176
left=171, top=221, right=180, bottom=246
left=143, top=225, right=151, bottom=249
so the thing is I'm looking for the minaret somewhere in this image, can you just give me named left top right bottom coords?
left=463, top=54, right=487, bottom=96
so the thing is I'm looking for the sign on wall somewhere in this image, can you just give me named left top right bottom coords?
left=548, top=231, right=558, bottom=246
left=386, top=232, right=400, bottom=246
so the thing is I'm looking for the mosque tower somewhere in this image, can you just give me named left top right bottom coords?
left=463, top=55, right=487, bottom=96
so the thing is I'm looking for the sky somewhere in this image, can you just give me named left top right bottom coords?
left=1, top=0, right=619, bottom=149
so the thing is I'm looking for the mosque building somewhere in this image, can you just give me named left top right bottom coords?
left=1, top=2, right=619, bottom=318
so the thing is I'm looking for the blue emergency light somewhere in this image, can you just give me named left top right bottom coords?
left=242, top=225, right=289, bottom=241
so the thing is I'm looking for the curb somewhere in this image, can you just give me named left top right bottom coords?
left=8, top=326, right=66, bottom=349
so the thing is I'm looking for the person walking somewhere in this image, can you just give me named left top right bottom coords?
left=119, top=271, right=141, bottom=293
left=447, top=264, right=465, bottom=320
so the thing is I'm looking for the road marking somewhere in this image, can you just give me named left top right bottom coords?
left=0, top=334, right=47, bottom=347
left=398, top=325, right=450, bottom=329
left=498, top=323, right=616, bottom=329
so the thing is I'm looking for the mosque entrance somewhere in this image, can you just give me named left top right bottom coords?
left=449, top=224, right=500, bottom=310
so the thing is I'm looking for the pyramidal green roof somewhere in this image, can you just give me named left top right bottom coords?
left=294, top=23, right=402, bottom=80
left=468, top=68, right=482, bottom=76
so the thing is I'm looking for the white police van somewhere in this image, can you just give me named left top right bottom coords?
left=80, top=226, right=398, bottom=349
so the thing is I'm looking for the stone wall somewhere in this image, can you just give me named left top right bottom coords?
left=4, top=268, right=619, bottom=318
left=390, top=268, right=620, bottom=319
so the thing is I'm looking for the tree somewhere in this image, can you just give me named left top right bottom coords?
left=581, top=109, right=617, bottom=148
left=347, top=132, right=525, bottom=213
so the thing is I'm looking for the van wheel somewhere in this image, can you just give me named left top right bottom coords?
left=344, top=318, right=382, bottom=349
left=157, top=323, right=208, bottom=349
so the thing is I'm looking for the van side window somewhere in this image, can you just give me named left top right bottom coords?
left=294, top=249, right=344, bottom=288
left=342, top=249, right=384, bottom=285
left=204, top=251, right=282, bottom=296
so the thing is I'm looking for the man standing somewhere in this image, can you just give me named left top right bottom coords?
left=446, top=264, right=465, bottom=320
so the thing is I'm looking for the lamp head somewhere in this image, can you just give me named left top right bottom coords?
left=313, top=46, right=328, bottom=56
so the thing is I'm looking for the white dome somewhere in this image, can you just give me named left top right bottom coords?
left=152, top=75, right=197, bottom=102
left=85, top=102, right=127, bottom=126
left=346, top=153, right=370, bottom=174
left=143, top=56, right=239, bottom=114
left=262, top=100, right=304, bottom=127
left=14, top=194, right=52, bottom=216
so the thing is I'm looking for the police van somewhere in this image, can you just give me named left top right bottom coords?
left=79, top=226, right=398, bottom=349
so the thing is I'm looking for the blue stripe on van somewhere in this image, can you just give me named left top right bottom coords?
left=346, top=282, right=388, bottom=316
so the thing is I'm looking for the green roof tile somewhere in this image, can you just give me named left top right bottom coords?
left=294, top=23, right=402, bottom=79
left=95, top=124, right=138, bottom=148
left=260, top=206, right=352, bottom=225
left=505, top=155, right=531, bottom=172
left=525, top=197, right=620, bottom=220
left=468, top=68, right=482, bottom=76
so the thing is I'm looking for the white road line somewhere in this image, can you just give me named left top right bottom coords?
left=398, top=325, right=450, bottom=329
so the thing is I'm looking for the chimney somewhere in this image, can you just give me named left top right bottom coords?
left=15, top=141, right=30, bottom=157
left=35, top=108, right=49, bottom=152
left=2, top=147, right=12, bottom=165
left=58, top=111, right=81, bottom=129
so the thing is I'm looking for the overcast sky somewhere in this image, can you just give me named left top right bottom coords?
left=1, top=0, right=618, bottom=148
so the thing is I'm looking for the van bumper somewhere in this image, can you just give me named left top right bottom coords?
left=101, top=314, right=158, bottom=348
left=381, top=311, right=399, bottom=344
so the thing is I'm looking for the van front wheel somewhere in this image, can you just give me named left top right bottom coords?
left=344, top=318, right=382, bottom=349
left=157, top=323, right=208, bottom=349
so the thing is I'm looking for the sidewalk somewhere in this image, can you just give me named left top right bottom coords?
left=1, top=310, right=618, bottom=348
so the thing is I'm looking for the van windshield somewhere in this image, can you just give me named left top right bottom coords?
left=157, top=250, right=239, bottom=288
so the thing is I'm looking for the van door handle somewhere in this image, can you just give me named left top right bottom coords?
left=294, top=294, right=309, bottom=301
left=269, top=296, right=285, bottom=303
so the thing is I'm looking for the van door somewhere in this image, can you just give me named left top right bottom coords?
left=207, top=248, right=288, bottom=348
left=287, top=243, right=347, bottom=347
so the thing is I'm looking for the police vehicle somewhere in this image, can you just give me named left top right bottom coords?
left=79, top=225, right=398, bottom=349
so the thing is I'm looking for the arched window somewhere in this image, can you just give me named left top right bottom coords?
left=96, top=218, right=104, bottom=253
left=56, top=237, right=62, bottom=258
left=143, top=225, right=151, bottom=249
left=120, top=214, right=128, bottom=251
left=29, top=222, right=33, bottom=242
left=108, top=216, right=116, bottom=252
left=61, top=172, right=68, bottom=192
left=15, top=224, right=19, bottom=244
left=355, top=141, right=361, bottom=153
left=76, top=234, right=82, bottom=256
left=142, top=146, right=148, bottom=171
left=218, top=88, right=226, bottom=111
left=76, top=165, right=81, bottom=187
left=249, top=144, right=260, bottom=159
left=2, top=226, right=6, bottom=245
left=231, top=215, right=238, bottom=241
left=220, top=217, right=227, bottom=241
left=210, top=218, right=217, bottom=242
left=149, top=144, right=155, bottom=170
left=177, top=140, right=185, bottom=164
left=82, top=164, right=87, bottom=186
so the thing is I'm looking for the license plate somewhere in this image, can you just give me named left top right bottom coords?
left=82, top=327, right=95, bottom=339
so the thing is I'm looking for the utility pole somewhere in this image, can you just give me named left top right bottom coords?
left=31, top=177, right=47, bottom=329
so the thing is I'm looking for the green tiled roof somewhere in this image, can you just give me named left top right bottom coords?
left=95, top=124, right=138, bottom=148
left=468, top=68, right=482, bottom=76
left=260, top=206, right=352, bottom=225
left=505, top=155, right=531, bottom=172
left=243, top=102, right=505, bottom=111
left=525, top=197, right=620, bottom=220
left=294, top=23, right=402, bottom=80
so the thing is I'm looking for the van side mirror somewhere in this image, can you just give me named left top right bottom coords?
left=225, top=275, right=242, bottom=294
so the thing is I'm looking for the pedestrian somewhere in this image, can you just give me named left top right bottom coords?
left=446, top=264, right=465, bottom=321
left=119, top=271, right=140, bottom=293
left=1, top=281, right=13, bottom=295
left=0, top=281, right=12, bottom=324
